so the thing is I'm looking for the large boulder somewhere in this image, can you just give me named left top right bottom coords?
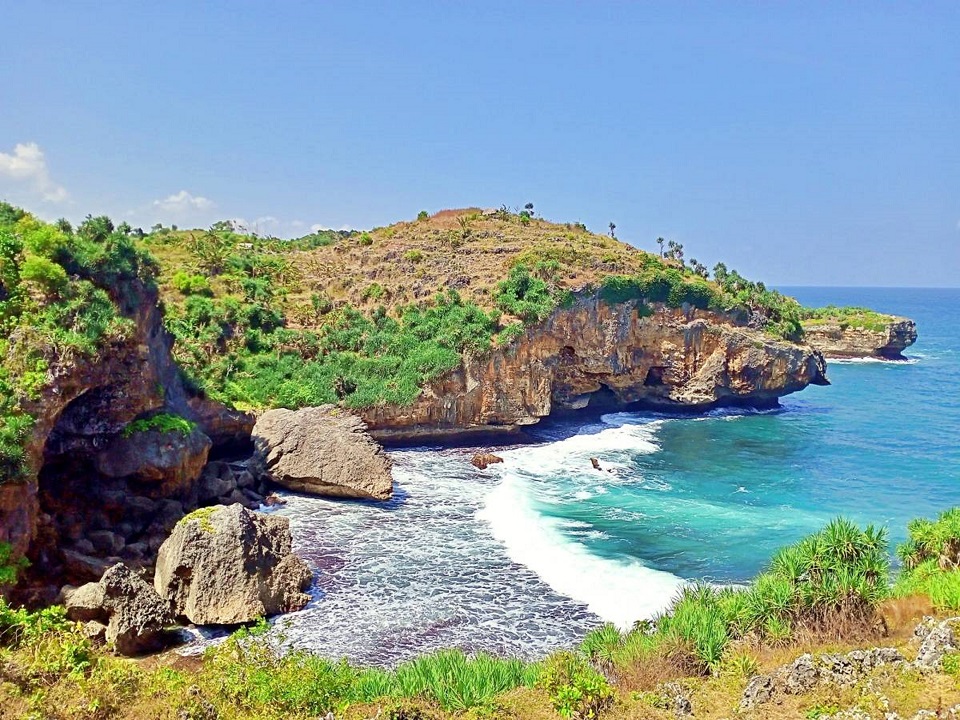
left=154, top=504, right=312, bottom=625
left=251, top=406, right=393, bottom=500
left=94, top=425, right=212, bottom=495
left=64, top=563, right=174, bottom=656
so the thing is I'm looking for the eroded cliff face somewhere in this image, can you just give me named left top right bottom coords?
left=362, top=295, right=829, bottom=441
left=0, top=282, right=255, bottom=601
left=803, top=318, right=917, bottom=360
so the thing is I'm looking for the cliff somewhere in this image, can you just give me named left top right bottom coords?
left=803, top=316, right=917, bottom=360
left=362, top=294, right=828, bottom=441
left=0, top=276, right=254, bottom=602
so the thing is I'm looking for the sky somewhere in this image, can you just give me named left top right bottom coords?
left=1, top=2, right=957, bottom=287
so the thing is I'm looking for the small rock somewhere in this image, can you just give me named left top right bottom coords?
left=242, top=488, right=264, bottom=504
left=61, top=549, right=111, bottom=583
left=655, top=681, right=693, bottom=717
left=590, top=457, right=601, bottom=471
left=913, top=617, right=960, bottom=671
left=264, top=493, right=286, bottom=507
left=236, top=471, right=256, bottom=489
left=82, top=620, right=108, bottom=644
left=100, top=563, right=175, bottom=656
left=64, top=582, right=107, bottom=622
left=198, top=472, right=235, bottom=502
left=73, top=538, right=96, bottom=555
left=739, top=674, right=775, bottom=710
left=89, top=530, right=125, bottom=555
left=471, top=453, right=504, bottom=470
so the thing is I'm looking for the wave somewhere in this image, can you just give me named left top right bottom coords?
left=829, top=357, right=919, bottom=365
left=478, top=470, right=683, bottom=629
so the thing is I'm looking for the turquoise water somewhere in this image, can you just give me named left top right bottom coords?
left=273, top=287, right=959, bottom=664
left=524, top=287, right=960, bottom=585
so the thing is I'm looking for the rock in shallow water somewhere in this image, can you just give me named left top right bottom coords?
left=154, top=503, right=312, bottom=625
left=251, top=406, right=393, bottom=500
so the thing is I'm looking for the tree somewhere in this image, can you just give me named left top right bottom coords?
left=689, top=258, right=709, bottom=278
left=54, top=218, right=73, bottom=235
left=117, top=221, right=132, bottom=235
left=665, top=240, right=685, bottom=266
left=608, top=222, right=616, bottom=238
left=78, top=215, right=114, bottom=243
left=656, top=237, right=665, bottom=257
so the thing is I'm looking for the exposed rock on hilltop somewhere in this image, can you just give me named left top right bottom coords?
left=362, top=296, right=829, bottom=441
left=154, top=504, right=312, bottom=625
left=252, top=406, right=393, bottom=500
left=803, top=316, right=918, bottom=360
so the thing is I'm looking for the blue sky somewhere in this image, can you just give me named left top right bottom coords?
left=1, top=2, right=957, bottom=286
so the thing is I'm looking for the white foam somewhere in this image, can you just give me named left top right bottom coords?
left=829, top=357, right=919, bottom=365
left=478, top=472, right=683, bottom=628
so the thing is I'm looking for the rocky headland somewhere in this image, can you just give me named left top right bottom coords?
left=361, top=294, right=828, bottom=442
left=803, top=316, right=918, bottom=360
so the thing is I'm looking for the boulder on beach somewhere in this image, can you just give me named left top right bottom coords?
left=251, top=406, right=393, bottom=500
left=64, top=563, right=174, bottom=656
left=154, top=504, right=312, bottom=625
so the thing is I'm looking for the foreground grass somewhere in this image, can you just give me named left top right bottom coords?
left=4, top=513, right=960, bottom=719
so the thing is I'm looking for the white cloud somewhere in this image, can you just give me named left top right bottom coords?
left=0, top=142, right=68, bottom=203
left=152, top=190, right=214, bottom=214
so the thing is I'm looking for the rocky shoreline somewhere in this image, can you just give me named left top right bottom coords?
left=0, top=277, right=922, bottom=622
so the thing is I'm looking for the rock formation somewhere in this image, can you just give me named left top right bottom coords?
left=94, top=425, right=212, bottom=497
left=64, top=563, right=173, bottom=656
left=0, top=277, right=256, bottom=601
left=362, top=296, right=829, bottom=441
left=803, top=317, right=917, bottom=360
left=252, top=406, right=393, bottom=501
left=154, top=504, right=312, bottom=625
left=471, top=453, right=503, bottom=470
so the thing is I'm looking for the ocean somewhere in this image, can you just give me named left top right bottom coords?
left=271, top=287, right=960, bottom=666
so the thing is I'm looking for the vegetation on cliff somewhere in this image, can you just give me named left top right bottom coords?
left=2, top=511, right=959, bottom=719
left=0, top=203, right=157, bottom=483
left=800, top=306, right=901, bottom=333
left=894, top=508, right=960, bottom=611
left=139, top=207, right=814, bottom=413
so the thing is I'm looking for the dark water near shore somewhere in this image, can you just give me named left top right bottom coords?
left=268, top=287, right=959, bottom=665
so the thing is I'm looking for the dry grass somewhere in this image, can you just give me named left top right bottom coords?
left=145, top=209, right=667, bottom=329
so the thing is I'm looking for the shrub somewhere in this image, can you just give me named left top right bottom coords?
left=172, top=271, right=213, bottom=296
left=417, top=210, right=429, bottom=221
left=894, top=508, right=960, bottom=610
left=538, top=651, right=614, bottom=719
left=494, top=264, right=557, bottom=323
left=404, top=249, right=424, bottom=263
left=122, top=413, right=196, bottom=437
left=19, top=255, right=69, bottom=297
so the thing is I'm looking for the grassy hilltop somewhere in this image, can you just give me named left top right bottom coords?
left=141, top=206, right=809, bottom=412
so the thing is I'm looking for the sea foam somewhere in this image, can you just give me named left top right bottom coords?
left=479, top=418, right=684, bottom=628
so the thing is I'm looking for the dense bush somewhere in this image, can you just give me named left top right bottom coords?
left=168, top=282, right=502, bottom=410
left=595, top=256, right=804, bottom=341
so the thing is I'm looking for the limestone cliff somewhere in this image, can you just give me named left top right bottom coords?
left=0, top=281, right=254, bottom=601
left=361, top=294, right=829, bottom=441
left=803, top=318, right=917, bottom=360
